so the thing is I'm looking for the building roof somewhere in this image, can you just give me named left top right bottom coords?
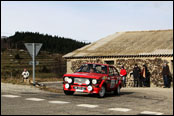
left=63, top=29, right=173, bottom=58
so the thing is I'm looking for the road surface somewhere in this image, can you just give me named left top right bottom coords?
left=1, top=82, right=173, bottom=115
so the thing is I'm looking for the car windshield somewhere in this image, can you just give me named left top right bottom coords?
left=76, top=64, right=108, bottom=74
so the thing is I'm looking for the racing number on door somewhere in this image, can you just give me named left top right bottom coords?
left=109, top=67, right=116, bottom=88
left=109, top=66, right=119, bottom=88
left=110, top=79, right=115, bottom=88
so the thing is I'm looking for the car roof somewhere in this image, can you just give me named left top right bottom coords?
left=83, top=63, right=109, bottom=66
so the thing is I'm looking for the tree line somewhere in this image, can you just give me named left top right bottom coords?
left=5, top=31, right=90, bottom=54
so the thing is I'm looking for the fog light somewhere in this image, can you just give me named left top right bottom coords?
left=87, top=86, right=93, bottom=91
left=65, top=84, right=70, bottom=89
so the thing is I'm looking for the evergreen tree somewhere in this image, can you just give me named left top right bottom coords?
left=7, top=31, right=90, bottom=54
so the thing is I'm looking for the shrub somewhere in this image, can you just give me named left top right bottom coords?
left=41, top=66, right=50, bottom=73
left=15, top=54, right=20, bottom=59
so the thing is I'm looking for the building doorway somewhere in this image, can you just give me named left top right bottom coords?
left=105, top=60, right=114, bottom=65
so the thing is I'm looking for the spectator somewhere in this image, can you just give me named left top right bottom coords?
left=22, top=68, right=30, bottom=84
left=133, top=64, right=141, bottom=87
left=120, top=66, right=127, bottom=87
left=162, top=62, right=170, bottom=88
left=141, top=64, right=150, bottom=87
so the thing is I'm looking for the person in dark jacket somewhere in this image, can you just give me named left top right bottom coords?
left=133, top=64, right=141, bottom=87
left=162, top=63, right=170, bottom=88
left=141, top=64, right=151, bottom=87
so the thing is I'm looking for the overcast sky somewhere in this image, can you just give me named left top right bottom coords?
left=1, top=1, right=173, bottom=42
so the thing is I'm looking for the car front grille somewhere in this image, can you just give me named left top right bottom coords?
left=74, top=78, right=88, bottom=84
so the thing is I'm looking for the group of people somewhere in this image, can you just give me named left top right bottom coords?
left=119, top=64, right=150, bottom=87
left=131, top=64, right=150, bottom=87
left=120, top=62, right=171, bottom=88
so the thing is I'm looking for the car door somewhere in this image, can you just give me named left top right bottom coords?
left=107, top=66, right=116, bottom=91
left=112, top=67, right=120, bottom=89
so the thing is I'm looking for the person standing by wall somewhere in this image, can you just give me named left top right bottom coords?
left=120, top=66, right=127, bottom=87
left=22, top=68, right=30, bottom=84
left=133, top=64, right=141, bottom=87
left=162, top=62, right=170, bottom=88
left=141, top=64, right=150, bottom=87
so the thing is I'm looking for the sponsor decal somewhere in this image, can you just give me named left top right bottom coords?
left=110, top=80, right=115, bottom=88
left=102, top=76, right=107, bottom=80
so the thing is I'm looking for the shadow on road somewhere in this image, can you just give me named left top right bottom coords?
left=73, top=91, right=134, bottom=98
left=136, top=114, right=156, bottom=115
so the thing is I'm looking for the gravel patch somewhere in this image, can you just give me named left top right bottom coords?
left=1, top=83, right=49, bottom=94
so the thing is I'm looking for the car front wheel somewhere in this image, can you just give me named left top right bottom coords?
left=114, top=85, right=120, bottom=95
left=98, top=86, right=106, bottom=98
left=64, top=90, right=74, bottom=95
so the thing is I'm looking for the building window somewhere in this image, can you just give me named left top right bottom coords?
left=105, top=60, right=114, bottom=65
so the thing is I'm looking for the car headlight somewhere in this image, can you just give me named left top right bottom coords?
left=64, top=77, right=69, bottom=82
left=85, top=79, right=90, bottom=85
left=92, top=79, right=97, bottom=84
left=67, top=78, right=72, bottom=83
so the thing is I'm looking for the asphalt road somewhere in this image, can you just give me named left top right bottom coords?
left=1, top=82, right=173, bottom=115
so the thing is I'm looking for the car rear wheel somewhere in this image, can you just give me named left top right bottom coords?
left=98, top=86, right=106, bottom=98
left=64, top=90, right=74, bottom=95
left=114, top=85, right=120, bottom=95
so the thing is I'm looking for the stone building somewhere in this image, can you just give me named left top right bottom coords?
left=63, top=29, right=173, bottom=87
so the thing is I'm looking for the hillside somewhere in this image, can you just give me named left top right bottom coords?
left=2, top=31, right=90, bottom=54
left=1, top=31, right=90, bottom=83
left=1, top=49, right=66, bottom=83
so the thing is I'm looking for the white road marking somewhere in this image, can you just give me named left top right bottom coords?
left=2, top=95, right=21, bottom=98
left=77, top=104, right=98, bottom=108
left=140, top=111, right=163, bottom=115
left=48, top=101, right=70, bottom=104
left=108, top=108, right=132, bottom=112
left=25, top=98, right=45, bottom=101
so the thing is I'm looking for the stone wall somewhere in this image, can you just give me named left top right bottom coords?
left=69, top=58, right=173, bottom=87
left=115, top=58, right=172, bottom=87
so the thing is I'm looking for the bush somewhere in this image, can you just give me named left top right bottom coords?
left=1, top=48, right=6, bottom=52
left=12, top=69, right=20, bottom=77
left=15, top=54, right=20, bottom=59
left=41, top=66, right=50, bottom=73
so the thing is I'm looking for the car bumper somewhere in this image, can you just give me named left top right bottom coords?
left=63, top=84, right=100, bottom=94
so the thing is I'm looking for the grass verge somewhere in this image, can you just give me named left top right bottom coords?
left=1, top=77, right=64, bottom=93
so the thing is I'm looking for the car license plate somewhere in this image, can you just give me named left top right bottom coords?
left=74, top=87, right=85, bottom=92
left=76, top=89, right=84, bottom=92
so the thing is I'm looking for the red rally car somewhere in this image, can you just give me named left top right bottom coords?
left=63, top=63, right=122, bottom=98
